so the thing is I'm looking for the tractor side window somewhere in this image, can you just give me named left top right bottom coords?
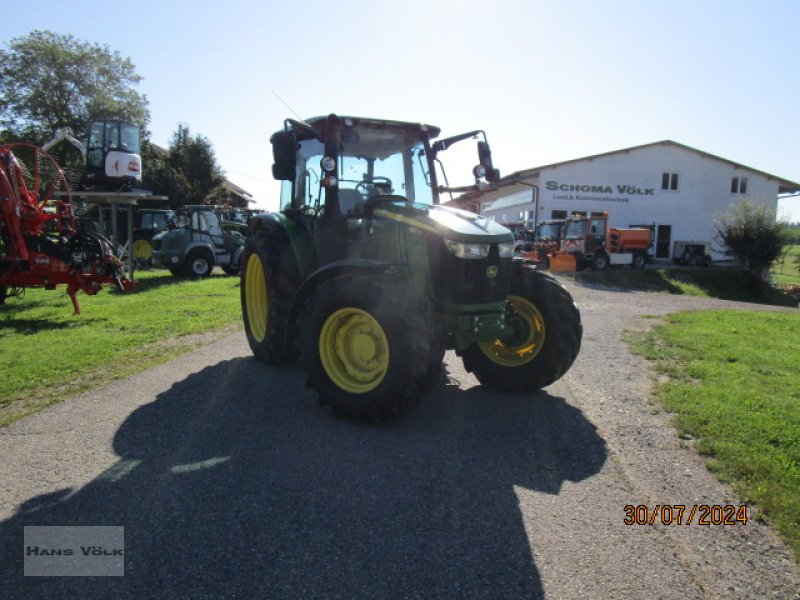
left=198, top=211, right=223, bottom=235
left=140, top=213, right=153, bottom=230
left=152, top=213, right=167, bottom=230
left=295, top=138, right=324, bottom=209
left=411, top=144, right=433, bottom=205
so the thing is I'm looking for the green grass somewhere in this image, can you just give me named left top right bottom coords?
left=0, top=270, right=242, bottom=425
left=568, top=267, right=798, bottom=306
left=627, top=310, right=800, bottom=559
left=772, top=245, right=800, bottom=287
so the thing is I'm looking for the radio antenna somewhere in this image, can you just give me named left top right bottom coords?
left=272, top=90, right=305, bottom=122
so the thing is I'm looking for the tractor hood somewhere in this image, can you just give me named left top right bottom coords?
left=371, top=201, right=513, bottom=244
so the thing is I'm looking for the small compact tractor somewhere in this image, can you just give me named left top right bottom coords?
left=151, top=205, right=246, bottom=277
left=0, top=144, right=133, bottom=313
left=240, top=114, right=582, bottom=420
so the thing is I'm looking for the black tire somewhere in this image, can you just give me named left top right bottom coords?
left=185, top=250, right=213, bottom=277
left=222, top=263, right=240, bottom=276
left=632, top=250, right=646, bottom=269
left=168, top=266, right=183, bottom=277
left=299, top=274, right=433, bottom=421
left=592, top=252, right=609, bottom=271
left=241, top=232, right=299, bottom=364
left=462, top=268, right=582, bottom=392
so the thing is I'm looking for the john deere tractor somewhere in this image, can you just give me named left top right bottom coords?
left=241, top=115, right=582, bottom=420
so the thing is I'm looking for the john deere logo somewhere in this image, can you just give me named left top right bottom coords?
left=486, top=265, right=498, bottom=279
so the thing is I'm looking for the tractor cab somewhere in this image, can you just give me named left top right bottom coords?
left=272, top=115, right=498, bottom=214
left=83, top=120, right=142, bottom=189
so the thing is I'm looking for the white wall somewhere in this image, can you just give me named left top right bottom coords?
left=483, top=143, right=781, bottom=260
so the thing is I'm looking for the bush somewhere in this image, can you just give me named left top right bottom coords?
left=715, top=200, right=784, bottom=280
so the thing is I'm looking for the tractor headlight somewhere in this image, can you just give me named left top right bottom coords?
left=444, top=239, right=489, bottom=259
left=498, top=242, right=515, bottom=258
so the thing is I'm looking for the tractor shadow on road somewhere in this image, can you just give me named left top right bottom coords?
left=1, top=357, right=607, bottom=599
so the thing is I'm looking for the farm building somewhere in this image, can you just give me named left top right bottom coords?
left=451, top=140, right=800, bottom=261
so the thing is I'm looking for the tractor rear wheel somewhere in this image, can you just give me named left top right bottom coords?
left=462, top=268, right=582, bottom=392
left=241, top=232, right=298, bottom=364
left=299, top=274, right=432, bottom=421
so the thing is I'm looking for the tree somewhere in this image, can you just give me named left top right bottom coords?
left=715, top=200, right=784, bottom=280
left=0, top=30, right=149, bottom=147
left=143, top=124, right=225, bottom=208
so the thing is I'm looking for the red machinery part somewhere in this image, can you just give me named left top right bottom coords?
left=0, top=144, right=134, bottom=314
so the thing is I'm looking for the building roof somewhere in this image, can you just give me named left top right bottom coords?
left=450, top=140, right=800, bottom=208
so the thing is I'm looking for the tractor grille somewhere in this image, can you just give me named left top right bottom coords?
left=428, top=242, right=511, bottom=305
left=152, top=239, right=161, bottom=252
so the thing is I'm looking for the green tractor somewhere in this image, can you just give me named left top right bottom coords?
left=241, top=115, right=582, bottom=420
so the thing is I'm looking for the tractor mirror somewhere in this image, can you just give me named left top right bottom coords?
left=478, top=141, right=500, bottom=182
left=270, top=129, right=298, bottom=181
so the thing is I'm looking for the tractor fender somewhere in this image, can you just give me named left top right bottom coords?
left=231, top=245, right=245, bottom=268
left=183, top=241, right=216, bottom=265
left=283, top=259, right=397, bottom=355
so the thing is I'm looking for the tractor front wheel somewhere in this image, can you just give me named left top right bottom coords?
left=185, top=251, right=213, bottom=277
left=299, top=275, right=432, bottom=421
left=462, top=268, right=582, bottom=392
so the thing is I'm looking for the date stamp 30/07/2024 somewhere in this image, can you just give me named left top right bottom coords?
left=624, top=504, right=749, bottom=526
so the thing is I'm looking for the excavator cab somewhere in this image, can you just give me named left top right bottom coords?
left=83, top=120, right=142, bottom=188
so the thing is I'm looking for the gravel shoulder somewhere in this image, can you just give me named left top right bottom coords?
left=552, top=276, right=799, bottom=599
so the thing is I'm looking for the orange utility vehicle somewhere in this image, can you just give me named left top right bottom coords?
left=550, top=213, right=651, bottom=272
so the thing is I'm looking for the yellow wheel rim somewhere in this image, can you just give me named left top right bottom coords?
left=245, top=253, right=267, bottom=342
left=479, top=295, right=545, bottom=367
left=319, top=307, right=389, bottom=394
left=132, top=239, right=152, bottom=260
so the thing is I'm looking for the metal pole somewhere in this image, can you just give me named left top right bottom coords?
left=127, top=204, right=135, bottom=280
left=98, top=203, right=105, bottom=236
left=111, top=203, right=118, bottom=251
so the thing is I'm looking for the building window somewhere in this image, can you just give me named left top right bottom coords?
left=661, top=172, right=679, bottom=191
left=551, top=209, right=567, bottom=219
left=731, top=176, right=748, bottom=194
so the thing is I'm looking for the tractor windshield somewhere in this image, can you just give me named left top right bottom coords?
left=288, top=124, right=434, bottom=213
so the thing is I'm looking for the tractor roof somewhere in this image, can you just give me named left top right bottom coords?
left=288, top=115, right=441, bottom=140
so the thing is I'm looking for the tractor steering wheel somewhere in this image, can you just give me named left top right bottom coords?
left=355, top=176, right=393, bottom=199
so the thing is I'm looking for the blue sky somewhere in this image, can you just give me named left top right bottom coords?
left=3, top=0, right=800, bottom=221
